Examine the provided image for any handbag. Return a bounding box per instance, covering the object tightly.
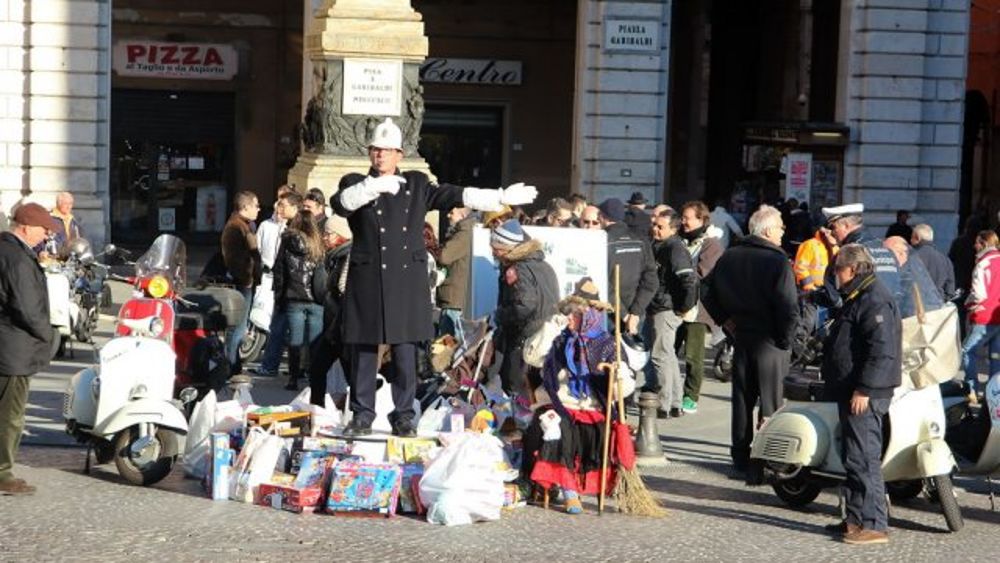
[522,313,568,368]
[901,285,961,390]
[310,261,329,305]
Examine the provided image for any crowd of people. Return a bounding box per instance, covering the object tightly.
[1,113,998,546]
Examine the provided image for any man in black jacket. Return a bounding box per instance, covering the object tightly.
[491,219,560,397]
[598,198,658,335]
[332,118,537,436]
[0,203,55,495]
[821,244,901,545]
[910,223,955,301]
[645,211,698,417]
[702,205,799,472]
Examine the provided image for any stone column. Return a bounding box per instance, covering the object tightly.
[837,0,970,248]
[0,0,111,248]
[287,0,434,198]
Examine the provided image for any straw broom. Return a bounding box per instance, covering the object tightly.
[603,265,667,517]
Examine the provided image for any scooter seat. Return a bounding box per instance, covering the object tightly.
[175,312,205,331]
[783,374,835,402]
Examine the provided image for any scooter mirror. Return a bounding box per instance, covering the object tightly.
[103,244,117,256]
[178,386,199,405]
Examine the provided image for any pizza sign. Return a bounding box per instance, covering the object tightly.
[113,41,238,80]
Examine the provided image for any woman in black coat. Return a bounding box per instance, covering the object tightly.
[272,210,325,391]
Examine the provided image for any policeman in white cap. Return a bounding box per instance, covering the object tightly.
[332,117,537,437]
[814,203,901,310]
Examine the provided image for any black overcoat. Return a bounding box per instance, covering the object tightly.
[0,232,52,375]
[332,168,464,344]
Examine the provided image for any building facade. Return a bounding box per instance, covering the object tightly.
[0,0,974,250]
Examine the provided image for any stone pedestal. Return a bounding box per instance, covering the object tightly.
[289,0,435,200]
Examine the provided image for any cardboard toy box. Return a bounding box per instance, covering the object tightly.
[209,433,233,501]
[326,462,403,517]
[385,437,437,464]
[257,483,325,514]
[247,411,311,437]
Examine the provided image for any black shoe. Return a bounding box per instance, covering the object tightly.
[391,420,416,437]
[343,420,372,437]
[284,379,298,391]
[656,408,670,419]
[669,407,684,418]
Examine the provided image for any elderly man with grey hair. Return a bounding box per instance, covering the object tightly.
[821,243,901,544]
[910,223,955,300]
[50,191,82,256]
[701,204,799,475]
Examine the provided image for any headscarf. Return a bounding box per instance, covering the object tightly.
[562,308,606,400]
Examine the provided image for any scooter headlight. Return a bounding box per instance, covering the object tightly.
[147,275,171,299]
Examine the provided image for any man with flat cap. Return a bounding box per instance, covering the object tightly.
[0,203,55,495]
[332,117,538,436]
[812,203,901,311]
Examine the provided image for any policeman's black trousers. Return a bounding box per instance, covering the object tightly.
[730,339,789,468]
[347,343,417,426]
[839,397,891,531]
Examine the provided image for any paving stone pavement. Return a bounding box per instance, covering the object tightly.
[6,300,1000,562]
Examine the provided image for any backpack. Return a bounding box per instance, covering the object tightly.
[188,335,231,392]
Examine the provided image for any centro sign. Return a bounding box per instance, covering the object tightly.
[420,58,522,86]
[113,41,238,80]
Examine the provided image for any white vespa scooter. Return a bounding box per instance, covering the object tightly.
[749,302,965,532]
[64,235,195,486]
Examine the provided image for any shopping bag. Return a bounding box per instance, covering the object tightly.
[230,426,285,503]
[419,433,506,526]
[290,388,344,433]
[522,314,568,368]
[902,301,961,389]
[416,397,450,437]
[183,390,217,478]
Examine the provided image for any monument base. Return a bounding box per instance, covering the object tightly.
[287,152,436,202]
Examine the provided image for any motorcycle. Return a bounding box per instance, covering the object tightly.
[942,372,1000,509]
[748,307,964,532]
[44,238,116,358]
[64,234,197,485]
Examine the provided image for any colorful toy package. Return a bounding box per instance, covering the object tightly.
[397,463,424,514]
[293,451,336,489]
[385,437,438,464]
[326,462,403,517]
[257,483,325,514]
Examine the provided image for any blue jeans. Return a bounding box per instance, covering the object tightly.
[224,288,253,368]
[961,323,1000,392]
[286,301,324,347]
[260,309,289,372]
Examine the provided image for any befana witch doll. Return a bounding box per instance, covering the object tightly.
[521,280,621,514]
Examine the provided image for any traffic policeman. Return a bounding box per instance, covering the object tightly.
[332,118,536,436]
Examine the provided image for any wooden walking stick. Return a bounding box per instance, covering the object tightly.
[597,265,621,515]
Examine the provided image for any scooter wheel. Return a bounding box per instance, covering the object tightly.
[772,475,822,507]
[239,326,267,364]
[113,426,177,486]
[932,474,964,532]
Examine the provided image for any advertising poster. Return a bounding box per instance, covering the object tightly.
[196,185,227,232]
[468,226,609,320]
[784,152,812,203]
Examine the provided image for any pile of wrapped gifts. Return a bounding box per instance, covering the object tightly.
[186,387,525,525]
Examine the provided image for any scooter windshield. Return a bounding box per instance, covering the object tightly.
[135,234,187,291]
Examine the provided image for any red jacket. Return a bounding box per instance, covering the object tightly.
[968,248,1000,325]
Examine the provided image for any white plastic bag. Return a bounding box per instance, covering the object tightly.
[229,427,284,503]
[183,391,217,478]
[419,433,506,525]
[290,388,343,433]
[417,397,450,437]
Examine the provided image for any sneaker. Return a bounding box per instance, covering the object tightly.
[656,408,670,420]
[669,407,684,418]
[682,396,698,413]
[250,366,277,378]
[842,528,889,545]
[0,478,35,496]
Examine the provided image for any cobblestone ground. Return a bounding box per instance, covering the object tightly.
[6,309,1000,561]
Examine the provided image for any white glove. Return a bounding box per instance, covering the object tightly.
[338,175,406,211]
[461,182,538,212]
[499,182,537,206]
